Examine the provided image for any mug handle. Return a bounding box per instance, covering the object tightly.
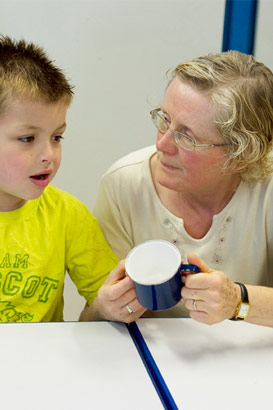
[178,263,200,287]
[179,263,200,274]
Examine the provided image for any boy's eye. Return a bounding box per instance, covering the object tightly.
[19,136,34,143]
[52,135,64,142]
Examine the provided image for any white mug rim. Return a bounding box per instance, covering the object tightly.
[125,239,181,286]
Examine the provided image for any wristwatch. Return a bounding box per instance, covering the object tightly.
[230,282,250,321]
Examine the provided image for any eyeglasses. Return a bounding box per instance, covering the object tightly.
[150,108,228,152]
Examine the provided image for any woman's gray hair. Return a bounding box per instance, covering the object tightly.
[168,50,273,182]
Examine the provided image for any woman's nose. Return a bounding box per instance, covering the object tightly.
[156,129,177,155]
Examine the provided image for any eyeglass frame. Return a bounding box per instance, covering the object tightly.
[150,108,228,152]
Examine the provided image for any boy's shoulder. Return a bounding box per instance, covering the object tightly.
[43,184,80,201]
[42,185,89,213]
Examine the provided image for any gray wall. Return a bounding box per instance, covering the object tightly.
[1,0,272,320]
[255,0,273,70]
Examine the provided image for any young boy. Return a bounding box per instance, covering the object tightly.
[0,35,126,322]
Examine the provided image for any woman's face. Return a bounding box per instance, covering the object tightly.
[152,77,231,196]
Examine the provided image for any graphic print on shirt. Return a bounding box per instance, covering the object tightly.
[211,216,232,268]
[0,300,34,322]
[0,252,59,322]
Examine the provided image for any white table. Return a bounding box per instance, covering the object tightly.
[0,321,163,410]
[137,318,273,410]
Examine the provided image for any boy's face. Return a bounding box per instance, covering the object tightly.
[0,97,68,211]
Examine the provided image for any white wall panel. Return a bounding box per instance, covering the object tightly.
[0,0,226,319]
[255,0,273,70]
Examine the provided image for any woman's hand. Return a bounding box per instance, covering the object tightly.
[79,260,146,323]
[181,253,240,325]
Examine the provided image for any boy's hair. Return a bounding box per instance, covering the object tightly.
[0,35,74,114]
[168,50,273,182]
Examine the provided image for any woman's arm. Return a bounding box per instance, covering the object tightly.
[93,177,134,259]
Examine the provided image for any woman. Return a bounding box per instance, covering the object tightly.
[93,50,273,326]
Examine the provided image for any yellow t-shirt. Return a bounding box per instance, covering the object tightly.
[0,185,119,322]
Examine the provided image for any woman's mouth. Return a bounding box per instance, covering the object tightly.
[160,160,180,171]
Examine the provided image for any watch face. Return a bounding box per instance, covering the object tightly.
[238,302,250,318]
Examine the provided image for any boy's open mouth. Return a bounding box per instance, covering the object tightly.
[30,170,52,187]
[31,174,48,180]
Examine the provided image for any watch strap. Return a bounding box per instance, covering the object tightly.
[235,282,249,303]
[230,282,249,321]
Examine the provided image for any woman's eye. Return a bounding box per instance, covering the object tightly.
[52,135,64,142]
[178,127,191,137]
[19,136,34,143]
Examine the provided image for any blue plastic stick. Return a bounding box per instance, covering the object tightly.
[127,321,179,410]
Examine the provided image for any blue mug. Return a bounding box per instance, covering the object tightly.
[125,240,200,311]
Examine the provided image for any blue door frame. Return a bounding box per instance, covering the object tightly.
[222,0,259,54]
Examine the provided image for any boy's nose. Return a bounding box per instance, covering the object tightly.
[39,142,54,163]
